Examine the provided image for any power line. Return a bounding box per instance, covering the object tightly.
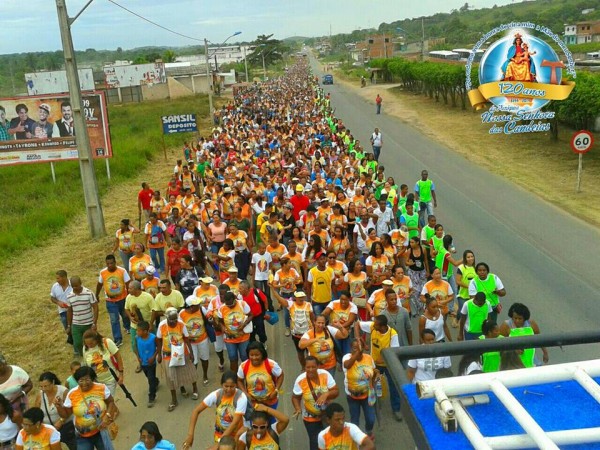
[106,0,203,43]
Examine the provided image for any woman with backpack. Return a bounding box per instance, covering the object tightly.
[183,371,248,449]
[237,342,284,412]
[81,329,124,397]
[299,315,349,378]
[238,403,289,449]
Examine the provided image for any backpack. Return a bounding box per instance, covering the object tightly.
[150,223,164,245]
[215,388,254,422]
[245,426,280,449]
[241,358,275,381]
[253,288,268,315]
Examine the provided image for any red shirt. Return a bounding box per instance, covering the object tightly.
[242,289,267,317]
[167,247,190,277]
[290,193,310,221]
[138,188,154,210]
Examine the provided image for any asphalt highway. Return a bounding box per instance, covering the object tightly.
[115,60,600,450]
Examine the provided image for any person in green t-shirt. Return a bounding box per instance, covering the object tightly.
[414,170,437,227]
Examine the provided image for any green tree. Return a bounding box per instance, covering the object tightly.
[162,50,177,63]
[248,34,288,67]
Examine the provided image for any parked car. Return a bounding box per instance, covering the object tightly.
[322,74,334,85]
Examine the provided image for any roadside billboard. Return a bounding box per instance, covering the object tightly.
[103,62,166,88]
[0,92,112,166]
[161,114,198,134]
[25,69,95,95]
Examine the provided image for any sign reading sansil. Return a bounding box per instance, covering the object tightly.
[161,114,198,134]
[0,91,112,166]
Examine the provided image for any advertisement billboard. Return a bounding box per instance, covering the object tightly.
[25,69,95,95]
[103,62,166,88]
[161,114,198,134]
[0,92,112,166]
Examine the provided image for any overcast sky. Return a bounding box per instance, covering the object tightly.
[1,0,514,54]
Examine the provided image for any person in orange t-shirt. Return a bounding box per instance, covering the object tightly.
[96,254,131,346]
[237,342,284,409]
[318,403,374,450]
[217,292,253,372]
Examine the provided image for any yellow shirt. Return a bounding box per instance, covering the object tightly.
[343,353,375,399]
[308,266,334,304]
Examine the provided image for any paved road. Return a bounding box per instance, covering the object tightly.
[114,61,600,450]
[312,59,600,364]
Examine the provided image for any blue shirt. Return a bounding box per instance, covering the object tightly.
[135,333,157,366]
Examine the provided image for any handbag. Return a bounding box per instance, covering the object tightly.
[168,332,186,367]
[353,296,367,308]
[264,312,279,325]
[306,375,327,424]
[242,321,254,334]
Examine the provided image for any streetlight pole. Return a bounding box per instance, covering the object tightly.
[204,38,213,117]
[204,32,241,114]
[243,46,249,82]
[55,0,106,238]
[261,52,267,81]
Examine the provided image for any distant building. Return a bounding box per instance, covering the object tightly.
[576,20,600,44]
[358,35,394,59]
[582,8,595,15]
[564,24,577,45]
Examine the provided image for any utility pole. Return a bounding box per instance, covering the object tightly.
[421,17,426,61]
[55,0,105,238]
[204,38,213,115]
[243,46,249,82]
[262,52,267,81]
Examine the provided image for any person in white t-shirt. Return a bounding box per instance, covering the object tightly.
[407,328,451,384]
[318,402,374,450]
[250,242,272,299]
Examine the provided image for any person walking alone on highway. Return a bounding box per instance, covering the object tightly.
[375,94,382,114]
[370,128,383,162]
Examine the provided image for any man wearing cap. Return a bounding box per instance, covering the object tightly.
[180,296,210,384]
[223,266,241,295]
[31,103,54,139]
[366,280,395,319]
[96,254,131,347]
[125,280,154,369]
[290,184,310,222]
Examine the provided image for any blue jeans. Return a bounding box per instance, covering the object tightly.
[118,250,133,271]
[335,337,351,358]
[418,201,434,227]
[225,340,249,362]
[312,302,329,317]
[105,300,130,344]
[77,431,112,450]
[59,311,68,329]
[373,145,381,161]
[465,331,482,341]
[377,366,401,412]
[347,395,376,433]
[149,247,165,273]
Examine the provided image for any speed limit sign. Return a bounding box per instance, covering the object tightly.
[571,130,594,154]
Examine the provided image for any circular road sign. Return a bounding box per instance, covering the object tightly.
[571,130,594,154]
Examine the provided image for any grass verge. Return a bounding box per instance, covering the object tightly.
[0,95,210,266]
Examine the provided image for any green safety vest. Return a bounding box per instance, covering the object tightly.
[479,335,503,373]
[401,212,419,239]
[417,179,433,203]
[431,235,444,253]
[435,247,453,279]
[473,274,499,307]
[465,300,489,334]
[457,264,476,299]
[509,326,535,368]
[422,226,435,249]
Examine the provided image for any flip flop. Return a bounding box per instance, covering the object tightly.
[181,391,189,398]
[203,379,210,386]
[192,393,199,400]
[135,366,142,373]
[168,403,178,412]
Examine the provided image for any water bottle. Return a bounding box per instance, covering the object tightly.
[375,377,383,398]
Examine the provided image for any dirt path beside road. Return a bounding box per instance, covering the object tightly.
[337,74,600,228]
